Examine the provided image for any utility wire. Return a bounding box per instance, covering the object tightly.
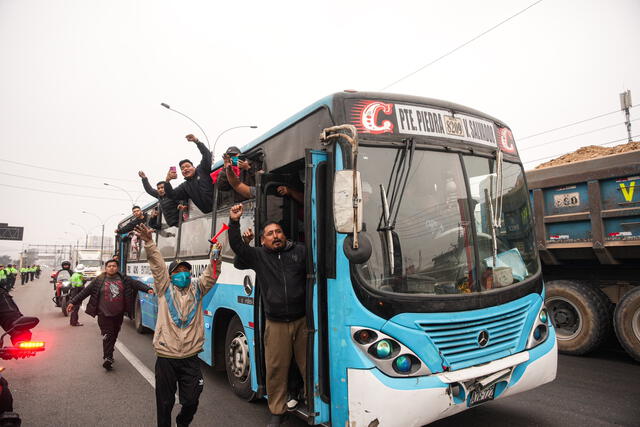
[0,172,140,192]
[0,183,133,202]
[519,118,640,151]
[0,158,139,183]
[523,134,639,165]
[519,105,638,141]
[380,0,543,90]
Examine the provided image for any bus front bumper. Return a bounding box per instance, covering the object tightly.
[347,335,557,426]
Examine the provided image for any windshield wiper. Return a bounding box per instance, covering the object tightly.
[488,149,504,266]
[377,138,416,273]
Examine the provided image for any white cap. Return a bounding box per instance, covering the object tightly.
[75,264,85,273]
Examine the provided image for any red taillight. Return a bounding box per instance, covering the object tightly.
[17,341,45,350]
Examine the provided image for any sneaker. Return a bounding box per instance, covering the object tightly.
[102,358,113,370]
[266,413,287,427]
[286,397,299,411]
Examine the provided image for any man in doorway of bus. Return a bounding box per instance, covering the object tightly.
[115,205,149,235]
[66,259,153,370]
[164,134,214,214]
[68,264,86,327]
[138,171,180,227]
[227,204,307,427]
[133,223,221,427]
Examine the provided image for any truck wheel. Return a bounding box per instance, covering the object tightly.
[546,280,611,355]
[224,315,253,400]
[614,287,640,362]
[134,299,150,334]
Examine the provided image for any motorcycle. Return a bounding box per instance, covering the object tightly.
[0,316,45,426]
[51,271,72,315]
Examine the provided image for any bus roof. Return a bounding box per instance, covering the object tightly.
[212,90,513,170]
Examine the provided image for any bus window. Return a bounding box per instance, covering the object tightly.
[178,215,213,258]
[156,216,178,259]
[215,199,256,261]
[128,234,142,262]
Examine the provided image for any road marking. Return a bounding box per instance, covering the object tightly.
[115,340,156,387]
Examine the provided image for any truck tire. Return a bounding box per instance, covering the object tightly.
[546,280,611,355]
[224,315,253,400]
[614,286,640,362]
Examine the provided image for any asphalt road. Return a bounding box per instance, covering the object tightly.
[5,272,640,426]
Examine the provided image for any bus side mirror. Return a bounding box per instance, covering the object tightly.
[333,170,363,234]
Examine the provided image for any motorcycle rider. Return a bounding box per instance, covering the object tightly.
[69,265,86,327]
[0,286,35,418]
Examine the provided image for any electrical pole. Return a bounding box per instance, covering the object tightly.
[620,90,633,143]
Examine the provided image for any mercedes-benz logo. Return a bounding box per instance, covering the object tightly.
[243,275,253,296]
[477,330,490,347]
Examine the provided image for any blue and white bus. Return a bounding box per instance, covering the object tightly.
[117,91,557,426]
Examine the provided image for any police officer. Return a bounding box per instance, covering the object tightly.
[19,266,26,285]
[69,265,86,327]
[28,265,35,282]
[0,266,7,291]
[7,265,17,290]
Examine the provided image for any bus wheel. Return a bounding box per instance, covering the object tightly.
[614,287,640,362]
[135,299,150,334]
[225,315,252,400]
[546,280,611,355]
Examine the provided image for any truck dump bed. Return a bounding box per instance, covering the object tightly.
[526,150,640,268]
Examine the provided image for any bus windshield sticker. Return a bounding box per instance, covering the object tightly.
[349,99,501,148]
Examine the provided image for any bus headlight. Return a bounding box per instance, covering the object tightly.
[526,305,550,349]
[351,327,431,377]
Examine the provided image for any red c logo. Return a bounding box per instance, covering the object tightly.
[351,101,394,134]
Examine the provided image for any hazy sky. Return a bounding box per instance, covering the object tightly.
[1,0,638,257]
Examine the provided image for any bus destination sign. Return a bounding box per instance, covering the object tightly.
[348,99,516,154]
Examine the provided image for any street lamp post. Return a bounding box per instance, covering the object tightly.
[160,102,211,148]
[212,125,258,159]
[103,182,134,206]
[82,211,124,264]
[70,222,89,248]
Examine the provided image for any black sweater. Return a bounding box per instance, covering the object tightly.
[69,273,151,319]
[228,219,306,321]
[141,177,180,227]
[164,141,214,214]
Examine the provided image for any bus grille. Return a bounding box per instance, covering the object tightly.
[417,302,531,370]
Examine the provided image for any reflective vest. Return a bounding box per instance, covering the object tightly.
[70,272,84,287]
[0,270,6,280]
[9,268,17,275]
[20,268,26,274]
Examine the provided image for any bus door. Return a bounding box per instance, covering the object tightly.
[255,171,293,399]
[304,149,331,424]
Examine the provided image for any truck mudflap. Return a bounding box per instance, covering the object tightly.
[347,336,557,427]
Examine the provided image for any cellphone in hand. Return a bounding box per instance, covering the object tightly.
[170,166,176,172]
[231,157,239,166]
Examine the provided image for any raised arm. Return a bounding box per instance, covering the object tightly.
[228,204,259,264]
[163,180,189,202]
[139,172,159,198]
[198,257,222,296]
[135,224,170,294]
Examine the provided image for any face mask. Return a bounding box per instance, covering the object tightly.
[170,271,191,289]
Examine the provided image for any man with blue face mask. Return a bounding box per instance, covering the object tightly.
[134,223,221,427]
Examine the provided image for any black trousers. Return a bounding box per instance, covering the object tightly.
[20,273,25,284]
[97,313,124,360]
[69,287,83,325]
[155,355,204,427]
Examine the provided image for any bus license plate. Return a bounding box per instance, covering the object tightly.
[468,384,496,407]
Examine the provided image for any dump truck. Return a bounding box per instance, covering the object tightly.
[526,149,640,361]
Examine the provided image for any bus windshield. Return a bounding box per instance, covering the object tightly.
[354,145,538,296]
